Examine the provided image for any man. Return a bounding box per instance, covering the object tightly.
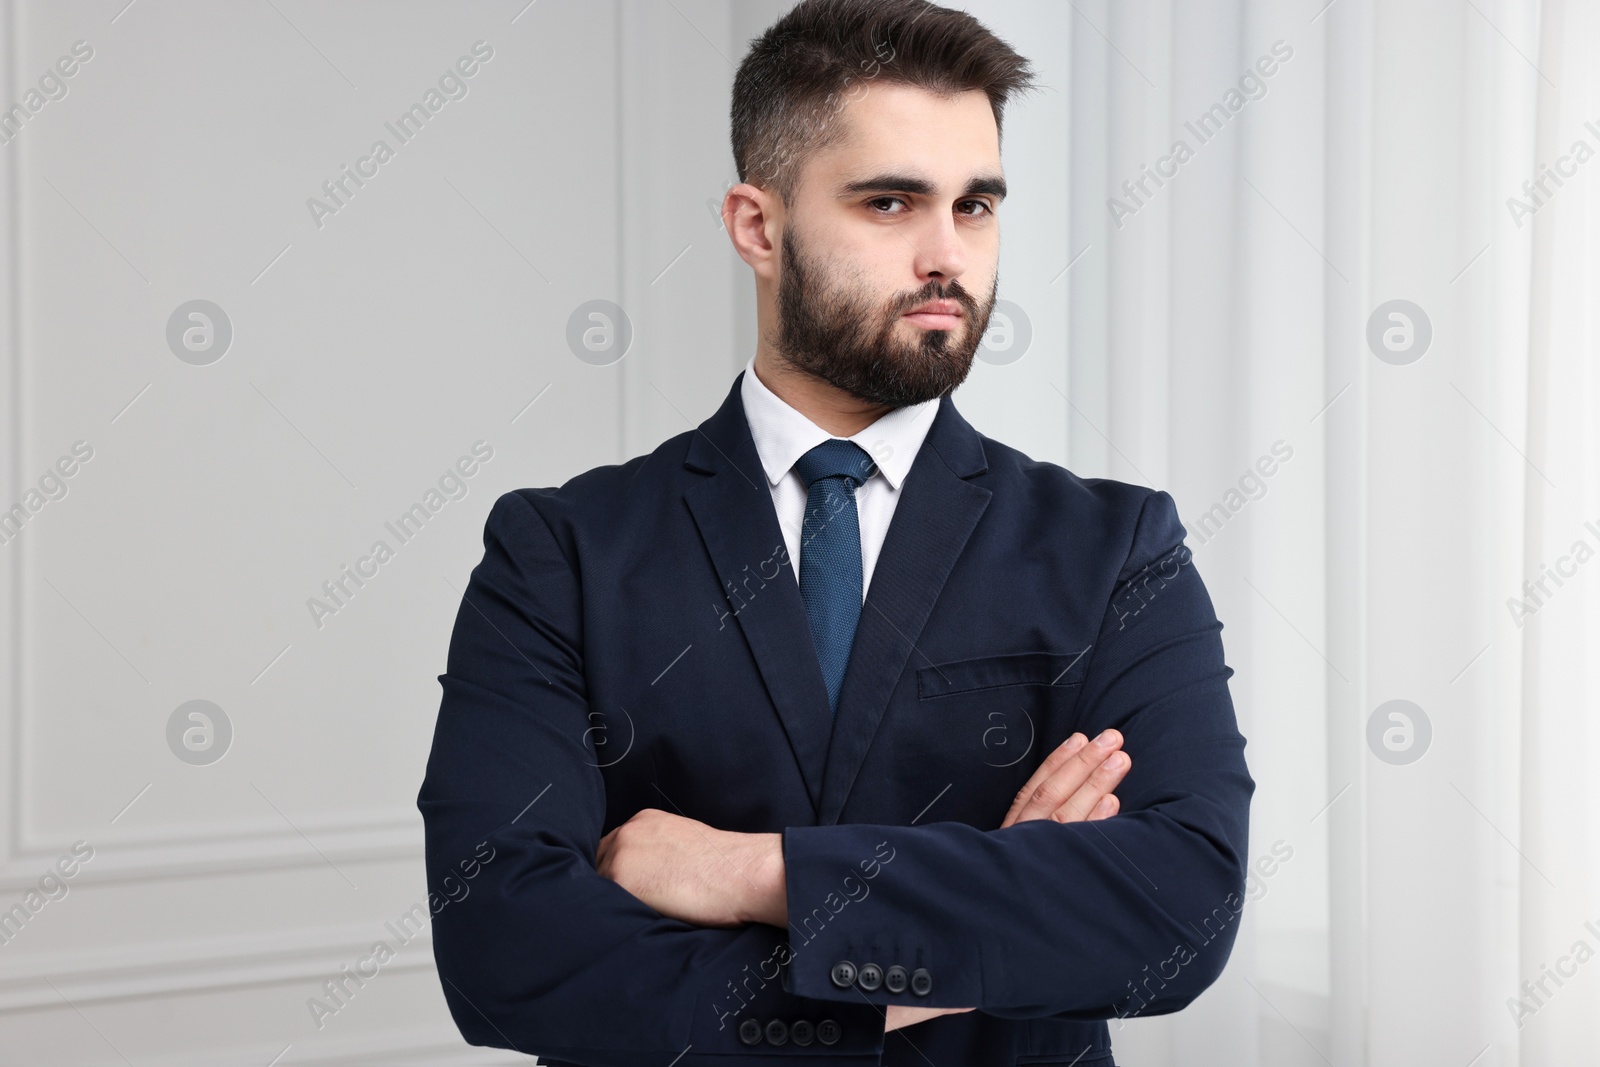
[417,1,1254,1064]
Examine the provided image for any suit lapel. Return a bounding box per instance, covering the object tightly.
[682,373,992,826]
[684,374,833,815]
[816,394,991,824]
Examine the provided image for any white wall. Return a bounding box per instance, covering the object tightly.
[0,0,631,1060]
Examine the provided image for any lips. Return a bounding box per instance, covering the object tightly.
[904,300,962,317]
[902,299,964,329]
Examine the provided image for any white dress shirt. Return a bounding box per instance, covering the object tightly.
[740,355,940,600]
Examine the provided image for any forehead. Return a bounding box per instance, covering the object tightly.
[810,82,1001,188]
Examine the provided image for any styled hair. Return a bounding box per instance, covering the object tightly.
[730,0,1040,206]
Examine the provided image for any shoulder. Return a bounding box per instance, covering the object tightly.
[968,431,1187,581]
[478,426,700,543]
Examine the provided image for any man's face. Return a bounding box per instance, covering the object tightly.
[772,83,1003,408]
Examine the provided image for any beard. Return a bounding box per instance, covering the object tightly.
[771,222,996,408]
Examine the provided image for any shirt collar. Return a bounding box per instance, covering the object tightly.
[740,355,939,491]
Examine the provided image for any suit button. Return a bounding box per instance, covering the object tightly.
[884,964,908,993]
[738,1017,763,1045]
[764,1019,788,1045]
[830,960,857,988]
[857,962,883,991]
[791,1019,815,1046]
[910,967,933,996]
[817,1018,841,1045]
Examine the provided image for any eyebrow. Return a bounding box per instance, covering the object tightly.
[836,172,1007,202]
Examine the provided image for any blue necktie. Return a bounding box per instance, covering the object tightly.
[794,439,876,719]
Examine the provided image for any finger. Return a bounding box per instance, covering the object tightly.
[1086,793,1119,820]
[1009,729,1123,826]
[1001,733,1088,828]
[885,1004,973,1033]
[885,1005,927,1033]
[1006,734,1102,827]
[1051,750,1130,823]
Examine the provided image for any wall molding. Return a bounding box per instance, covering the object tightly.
[12,807,421,859]
[0,0,24,896]
[0,819,421,890]
[0,919,437,1011]
[82,1027,536,1067]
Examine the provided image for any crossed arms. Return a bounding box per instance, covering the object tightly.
[417,488,1255,1063]
[594,727,1136,1032]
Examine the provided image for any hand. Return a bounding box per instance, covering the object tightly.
[885,1003,975,1032]
[883,732,1131,1031]
[999,729,1130,828]
[595,808,782,928]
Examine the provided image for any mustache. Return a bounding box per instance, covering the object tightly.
[897,285,978,314]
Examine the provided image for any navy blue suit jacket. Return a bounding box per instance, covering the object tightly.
[418,372,1254,1066]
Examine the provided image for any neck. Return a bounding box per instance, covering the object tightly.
[751,349,895,437]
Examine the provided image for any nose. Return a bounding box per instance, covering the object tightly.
[907,211,969,283]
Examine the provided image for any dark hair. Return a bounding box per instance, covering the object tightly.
[731,0,1039,206]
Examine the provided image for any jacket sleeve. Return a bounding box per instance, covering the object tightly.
[780,489,1255,1021]
[418,490,889,1065]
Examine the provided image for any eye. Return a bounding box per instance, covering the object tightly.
[866,197,996,218]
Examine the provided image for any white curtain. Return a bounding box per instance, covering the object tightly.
[970,0,1600,1062]
[1516,0,1600,1060]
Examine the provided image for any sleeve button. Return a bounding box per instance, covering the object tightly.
[830,959,857,988]
[790,1019,815,1045]
[910,967,933,996]
[856,962,883,990]
[738,1017,763,1045]
[817,1018,842,1045]
[884,964,908,993]
[764,1019,789,1045]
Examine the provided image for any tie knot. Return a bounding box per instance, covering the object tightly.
[794,439,876,489]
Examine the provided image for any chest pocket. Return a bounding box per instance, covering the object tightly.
[917,648,1091,699]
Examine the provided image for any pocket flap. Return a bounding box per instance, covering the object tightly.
[917,648,1090,699]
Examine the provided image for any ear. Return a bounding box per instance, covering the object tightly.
[724,183,782,277]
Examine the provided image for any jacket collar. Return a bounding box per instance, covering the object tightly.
[739,355,938,492]
[684,371,991,824]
